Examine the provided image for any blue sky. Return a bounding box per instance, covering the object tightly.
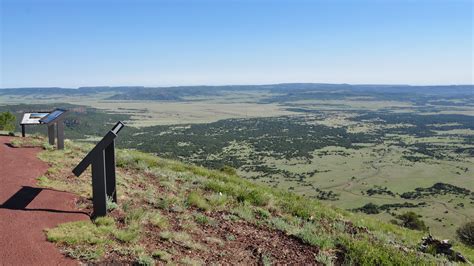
[1,0,472,88]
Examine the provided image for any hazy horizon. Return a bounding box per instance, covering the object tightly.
[1,82,474,90]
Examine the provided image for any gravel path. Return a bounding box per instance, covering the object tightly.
[0,136,88,265]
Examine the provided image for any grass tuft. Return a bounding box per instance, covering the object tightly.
[187,191,210,211]
[297,222,335,250]
[114,226,141,243]
[46,220,112,245]
[152,250,172,262]
[148,211,169,228]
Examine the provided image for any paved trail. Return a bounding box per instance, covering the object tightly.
[0,136,88,265]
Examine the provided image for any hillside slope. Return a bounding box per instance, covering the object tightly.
[12,136,473,265]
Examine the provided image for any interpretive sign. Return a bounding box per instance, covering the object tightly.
[20,108,68,150]
[39,108,67,124]
[20,112,49,125]
[72,121,125,217]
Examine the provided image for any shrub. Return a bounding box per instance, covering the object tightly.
[220,165,237,175]
[456,221,474,247]
[393,212,427,231]
[355,203,380,214]
[0,112,16,133]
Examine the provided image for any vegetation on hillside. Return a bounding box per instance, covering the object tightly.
[457,221,474,248]
[0,111,16,133]
[0,103,131,139]
[2,99,473,241]
[391,212,428,231]
[10,137,473,265]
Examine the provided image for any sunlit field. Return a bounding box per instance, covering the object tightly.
[1,84,473,239]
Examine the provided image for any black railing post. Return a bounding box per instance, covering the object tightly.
[73,121,124,218]
[105,140,117,203]
[91,150,107,217]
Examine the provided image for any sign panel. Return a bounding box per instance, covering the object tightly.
[20,108,68,149]
[20,112,50,125]
[40,109,67,124]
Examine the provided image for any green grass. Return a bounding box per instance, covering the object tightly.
[114,227,141,243]
[10,135,47,148]
[187,190,211,211]
[136,254,154,266]
[35,140,473,265]
[231,204,255,222]
[193,213,211,225]
[5,96,473,243]
[336,235,437,265]
[261,140,474,240]
[152,249,172,262]
[148,211,169,228]
[46,220,111,245]
[297,222,335,249]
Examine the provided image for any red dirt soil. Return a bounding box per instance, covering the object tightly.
[0,136,87,265]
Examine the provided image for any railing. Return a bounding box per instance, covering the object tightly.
[73,121,124,217]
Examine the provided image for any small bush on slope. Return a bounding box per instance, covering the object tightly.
[393,211,428,231]
[457,221,474,247]
[0,111,16,133]
[36,142,473,265]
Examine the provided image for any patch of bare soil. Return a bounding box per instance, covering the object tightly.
[42,153,323,264]
[139,209,321,265]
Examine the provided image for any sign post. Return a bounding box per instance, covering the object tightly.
[48,124,55,145]
[39,108,68,150]
[72,121,124,217]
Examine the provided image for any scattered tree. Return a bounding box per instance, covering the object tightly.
[0,112,16,133]
[357,203,380,214]
[392,211,427,231]
[456,221,474,247]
